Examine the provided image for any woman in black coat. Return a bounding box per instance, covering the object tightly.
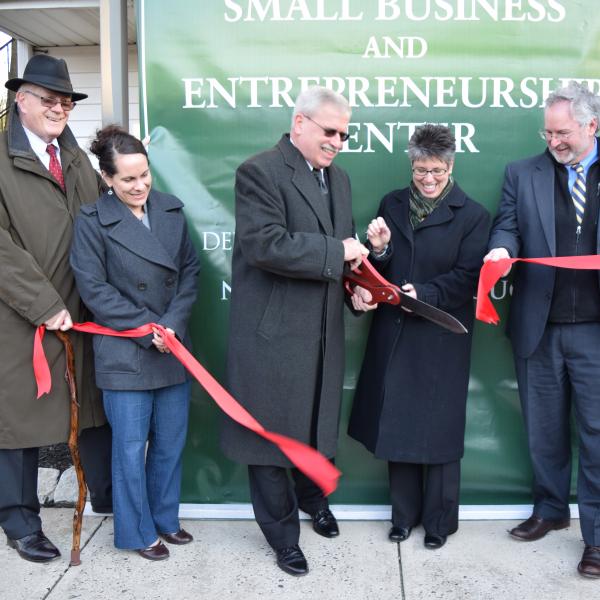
[348,124,490,549]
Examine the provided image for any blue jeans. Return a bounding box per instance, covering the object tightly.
[103,382,190,549]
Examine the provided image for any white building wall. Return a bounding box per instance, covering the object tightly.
[44,45,139,164]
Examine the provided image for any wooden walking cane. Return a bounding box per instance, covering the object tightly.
[55,330,87,566]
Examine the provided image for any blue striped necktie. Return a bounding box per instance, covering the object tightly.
[571,163,586,224]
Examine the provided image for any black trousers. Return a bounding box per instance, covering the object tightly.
[388,460,460,537]
[248,463,331,551]
[0,424,112,539]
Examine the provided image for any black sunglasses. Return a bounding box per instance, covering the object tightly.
[304,114,350,142]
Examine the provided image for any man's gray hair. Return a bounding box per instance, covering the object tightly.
[408,124,456,165]
[545,81,600,130]
[16,83,38,96]
[291,86,351,128]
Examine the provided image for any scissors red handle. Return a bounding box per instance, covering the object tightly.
[344,258,468,334]
[343,258,401,305]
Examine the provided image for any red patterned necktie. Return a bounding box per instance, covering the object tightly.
[46,144,65,192]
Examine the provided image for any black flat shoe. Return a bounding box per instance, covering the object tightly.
[311,508,339,538]
[276,545,308,576]
[160,529,193,545]
[424,533,446,549]
[389,526,412,542]
[136,540,170,561]
[6,531,61,563]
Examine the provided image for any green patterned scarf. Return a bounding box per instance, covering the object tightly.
[408,177,454,229]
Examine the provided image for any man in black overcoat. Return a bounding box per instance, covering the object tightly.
[221,86,372,576]
[486,81,600,578]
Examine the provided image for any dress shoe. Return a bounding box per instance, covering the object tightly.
[578,546,600,578]
[424,533,447,549]
[160,529,193,545]
[90,504,113,515]
[311,508,339,538]
[276,545,308,576]
[509,515,570,541]
[389,526,412,542]
[6,531,61,563]
[136,540,170,561]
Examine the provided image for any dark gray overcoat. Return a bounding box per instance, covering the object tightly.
[220,134,353,466]
[70,190,200,390]
[0,106,106,449]
[348,184,490,464]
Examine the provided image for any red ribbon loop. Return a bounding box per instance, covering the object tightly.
[476,255,600,324]
[33,321,340,496]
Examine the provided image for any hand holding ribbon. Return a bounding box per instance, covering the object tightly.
[476,255,600,324]
[33,322,341,496]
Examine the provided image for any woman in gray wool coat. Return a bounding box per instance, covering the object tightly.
[70,126,200,561]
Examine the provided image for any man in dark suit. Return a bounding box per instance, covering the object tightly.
[0,55,112,563]
[221,86,372,576]
[485,81,600,578]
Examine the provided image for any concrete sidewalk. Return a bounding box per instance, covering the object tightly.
[1,508,596,600]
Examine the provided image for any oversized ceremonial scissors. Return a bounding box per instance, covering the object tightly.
[344,258,468,334]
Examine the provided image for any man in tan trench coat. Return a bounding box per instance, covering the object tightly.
[0,55,112,563]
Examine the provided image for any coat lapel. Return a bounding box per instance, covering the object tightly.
[148,192,185,262]
[279,136,334,235]
[416,202,454,230]
[327,165,346,237]
[60,142,81,202]
[415,184,465,230]
[12,153,59,192]
[98,191,178,270]
[532,155,556,255]
[386,191,413,245]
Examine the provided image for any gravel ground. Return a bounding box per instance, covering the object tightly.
[38,443,73,473]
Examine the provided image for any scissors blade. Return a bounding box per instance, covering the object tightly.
[399,293,468,334]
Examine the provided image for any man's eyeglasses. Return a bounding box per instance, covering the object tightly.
[539,129,574,142]
[22,89,76,112]
[412,167,448,178]
[304,114,350,142]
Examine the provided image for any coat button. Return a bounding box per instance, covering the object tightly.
[165,277,176,288]
[326,268,332,276]
[138,282,147,291]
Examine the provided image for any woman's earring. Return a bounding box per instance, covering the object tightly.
[107,188,113,195]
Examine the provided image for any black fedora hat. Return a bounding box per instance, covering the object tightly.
[5,54,88,101]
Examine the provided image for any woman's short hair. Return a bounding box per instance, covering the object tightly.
[292,86,351,128]
[90,125,147,176]
[407,124,456,165]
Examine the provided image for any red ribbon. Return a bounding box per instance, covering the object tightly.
[476,255,600,324]
[33,322,340,496]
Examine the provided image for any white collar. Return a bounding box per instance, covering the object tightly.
[289,135,321,173]
[22,126,58,156]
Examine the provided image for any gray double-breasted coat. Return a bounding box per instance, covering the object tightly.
[0,106,106,449]
[70,189,200,391]
[220,135,354,466]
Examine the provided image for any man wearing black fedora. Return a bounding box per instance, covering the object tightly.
[0,54,112,563]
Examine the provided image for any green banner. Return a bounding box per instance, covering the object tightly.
[137,0,599,504]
